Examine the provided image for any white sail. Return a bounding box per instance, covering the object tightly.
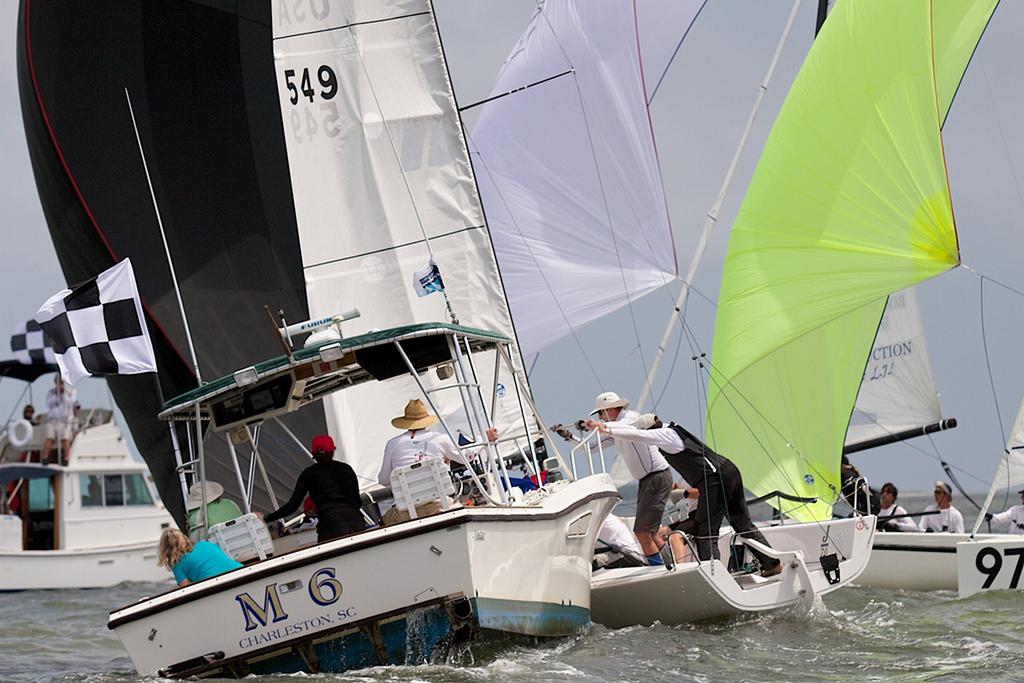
[845,288,944,449]
[974,399,1024,534]
[471,1,703,358]
[272,1,530,486]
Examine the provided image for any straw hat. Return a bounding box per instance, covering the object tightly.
[590,391,629,416]
[392,399,438,430]
[185,481,224,511]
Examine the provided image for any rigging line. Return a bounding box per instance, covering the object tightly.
[655,320,686,407]
[342,16,459,324]
[457,69,573,112]
[978,276,1008,444]
[680,315,836,498]
[960,263,1024,300]
[637,0,803,414]
[694,336,847,556]
[466,142,603,389]
[536,6,653,390]
[978,52,1024,224]
[646,1,709,105]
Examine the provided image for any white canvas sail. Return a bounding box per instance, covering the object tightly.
[974,399,1024,534]
[272,1,530,487]
[845,288,944,449]
[471,1,703,358]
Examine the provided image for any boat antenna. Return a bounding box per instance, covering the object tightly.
[124,87,203,386]
[636,0,803,412]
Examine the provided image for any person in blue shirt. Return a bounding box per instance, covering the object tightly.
[157,528,242,587]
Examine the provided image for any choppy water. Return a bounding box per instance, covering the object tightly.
[4,493,1022,683]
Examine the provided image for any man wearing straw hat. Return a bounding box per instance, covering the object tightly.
[585,391,674,566]
[379,399,497,525]
[185,481,243,538]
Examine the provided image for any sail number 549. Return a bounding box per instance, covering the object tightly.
[284,66,337,105]
[975,546,1024,589]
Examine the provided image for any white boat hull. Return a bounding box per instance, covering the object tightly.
[591,516,874,627]
[957,536,1024,597]
[108,475,618,677]
[0,541,170,591]
[857,532,1017,592]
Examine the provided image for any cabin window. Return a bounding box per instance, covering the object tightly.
[124,474,153,506]
[80,474,153,507]
[80,475,103,507]
[27,477,54,511]
[104,474,124,506]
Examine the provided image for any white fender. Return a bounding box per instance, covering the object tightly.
[9,419,33,448]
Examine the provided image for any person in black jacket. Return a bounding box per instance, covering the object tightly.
[596,415,782,577]
[263,434,365,543]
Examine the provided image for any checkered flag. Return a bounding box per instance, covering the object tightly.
[34,259,157,385]
[11,319,57,365]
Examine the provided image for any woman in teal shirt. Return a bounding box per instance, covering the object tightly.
[157,528,242,586]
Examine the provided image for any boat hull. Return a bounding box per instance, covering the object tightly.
[957,536,1024,597]
[108,475,618,677]
[591,516,874,627]
[857,532,1017,592]
[0,542,169,591]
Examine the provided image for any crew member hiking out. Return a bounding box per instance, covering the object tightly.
[595,414,782,577]
[585,392,673,566]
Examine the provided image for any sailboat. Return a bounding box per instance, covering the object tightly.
[99,1,621,677]
[471,0,873,626]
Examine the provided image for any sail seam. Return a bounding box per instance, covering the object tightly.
[303,224,485,270]
[274,11,430,41]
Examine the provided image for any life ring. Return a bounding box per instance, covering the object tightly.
[9,419,33,448]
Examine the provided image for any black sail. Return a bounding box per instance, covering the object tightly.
[17,0,326,526]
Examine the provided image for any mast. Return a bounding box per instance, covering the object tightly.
[636,0,802,413]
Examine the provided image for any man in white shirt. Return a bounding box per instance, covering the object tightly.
[989,489,1024,535]
[877,482,918,532]
[593,413,782,577]
[42,375,76,464]
[585,392,674,566]
[378,399,496,525]
[919,480,965,533]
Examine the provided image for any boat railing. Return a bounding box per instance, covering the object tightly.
[851,475,870,518]
[569,426,607,480]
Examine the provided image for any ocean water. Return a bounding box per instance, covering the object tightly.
[3,493,1022,683]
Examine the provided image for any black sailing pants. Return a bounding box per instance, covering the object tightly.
[667,456,780,569]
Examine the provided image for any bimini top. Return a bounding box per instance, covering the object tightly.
[159,323,510,431]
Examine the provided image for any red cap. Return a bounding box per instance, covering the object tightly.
[311,434,335,455]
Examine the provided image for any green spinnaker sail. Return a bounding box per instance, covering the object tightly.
[706,0,997,522]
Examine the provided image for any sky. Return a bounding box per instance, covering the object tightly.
[2,1,1024,500]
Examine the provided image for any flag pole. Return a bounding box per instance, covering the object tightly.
[125,87,209,537]
[124,87,203,385]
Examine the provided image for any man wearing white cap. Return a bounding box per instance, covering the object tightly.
[379,399,497,525]
[591,412,783,577]
[585,391,673,565]
[989,489,1024,535]
[919,481,965,533]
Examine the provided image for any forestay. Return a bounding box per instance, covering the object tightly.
[471,0,704,358]
[845,288,943,450]
[272,1,529,487]
[706,1,996,522]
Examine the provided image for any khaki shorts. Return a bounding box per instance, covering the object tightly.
[634,468,673,535]
[382,498,451,525]
[45,421,73,442]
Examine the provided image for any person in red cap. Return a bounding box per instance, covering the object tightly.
[263,434,364,543]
